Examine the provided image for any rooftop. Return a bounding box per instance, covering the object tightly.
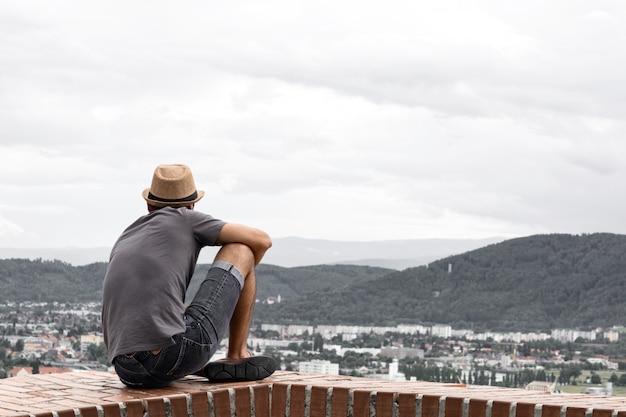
[1,370,626,417]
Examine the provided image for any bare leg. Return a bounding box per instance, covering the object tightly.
[202,243,276,381]
[212,243,256,359]
[227,267,256,359]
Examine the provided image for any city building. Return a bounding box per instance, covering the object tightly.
[298,360,339,375]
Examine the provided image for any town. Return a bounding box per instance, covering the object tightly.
[1,301,625,396]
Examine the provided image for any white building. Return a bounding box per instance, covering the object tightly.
[396,324,429,335]
[299,360,339,375]
[551,329,597,343]
[380,346,424,359]
[604,330,620,342]
[387,359,406,381]
[80,333,103,354]
[260,324,284,334]
[431,325,452,338]
[287,325,315,336]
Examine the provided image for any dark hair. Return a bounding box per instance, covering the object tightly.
[147,203,194,212]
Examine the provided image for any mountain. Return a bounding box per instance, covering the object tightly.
[0,258,392,305]
[0,236,504,269]
[2,233,625,332]
[261,237,505,269]
[0,247,112,267]
[255,233,626,332]
[188,263,394,303]
[0,259,107,303]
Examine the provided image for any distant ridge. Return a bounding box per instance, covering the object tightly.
[0,236,505,269]
[262,236,506,269]
[0,247,111,266]
[256,233,626,331]
[3,233,626,331]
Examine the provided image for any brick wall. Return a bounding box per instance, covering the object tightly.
[1,371,626,417]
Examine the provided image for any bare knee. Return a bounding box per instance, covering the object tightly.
[214,243,255,276]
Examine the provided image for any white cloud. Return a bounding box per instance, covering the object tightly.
[0,214,23,238]
[0,0,625,250]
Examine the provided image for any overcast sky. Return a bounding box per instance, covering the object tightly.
[1,1,624,250]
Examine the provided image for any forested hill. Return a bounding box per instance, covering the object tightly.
[0,257,392,305]
[2,233,626,332]
[0,260,107,303]
[255,233,626,331]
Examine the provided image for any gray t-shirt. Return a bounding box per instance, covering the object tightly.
[102,207,226,360]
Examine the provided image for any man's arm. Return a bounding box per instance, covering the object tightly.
[216,223,272,265]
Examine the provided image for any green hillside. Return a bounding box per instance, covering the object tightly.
[0,258,391,305]
[186,263,393,302]
[0,259,107,303]
[2,233,626,332]
[256,233,626,331]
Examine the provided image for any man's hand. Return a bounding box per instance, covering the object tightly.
[216,223,272,265]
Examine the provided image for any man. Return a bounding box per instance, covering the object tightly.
[102,164,275,388]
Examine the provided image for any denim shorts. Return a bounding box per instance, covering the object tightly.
[113,261,243,388]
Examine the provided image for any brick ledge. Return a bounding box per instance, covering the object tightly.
[1,370,626,417]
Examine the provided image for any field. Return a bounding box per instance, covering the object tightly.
[556,370,626,396]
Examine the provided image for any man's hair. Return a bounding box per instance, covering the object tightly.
[147,204,193,212]
[147,204,164,212]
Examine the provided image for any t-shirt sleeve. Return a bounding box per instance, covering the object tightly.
[186,210,227,246]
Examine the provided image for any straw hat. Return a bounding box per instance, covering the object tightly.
[142,164,205,207]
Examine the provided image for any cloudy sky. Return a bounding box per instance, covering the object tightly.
[1,1,624,251]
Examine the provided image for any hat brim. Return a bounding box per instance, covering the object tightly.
[142,188,205,207]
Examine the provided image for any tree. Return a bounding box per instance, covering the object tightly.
[14,339,24,352]
[32,359,40,374]
[86,343,108,364]
[314,334,324,353]
[559,364,582,385]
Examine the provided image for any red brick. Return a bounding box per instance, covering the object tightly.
[491,400,513,417]
[100,403,122,417]
[124,399,145,417]
[270,383,288,417]
[235,387,252,417]
[31,413,54,417]
[167,395,189,417]
[565,407,588,417]
[353,390,371,417]
[4,370,626,417]
[592,410,615,417]
[422,394,441,417]
[50,399,99,410]
[190,391,210,417]
[445,396,464,417]
[516,402,536,417]
[541,404,562,417]
[397,393,417,417]
[145,398,167,417]
[253,384,270,417]
[212,389,231,417]
[375,391,396,417]
[330,386,350,417]
[83,407,102,417]
[289,384,307,417]
[310,386,329,417]
[468,398,488,417]
[56,409,76,417]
